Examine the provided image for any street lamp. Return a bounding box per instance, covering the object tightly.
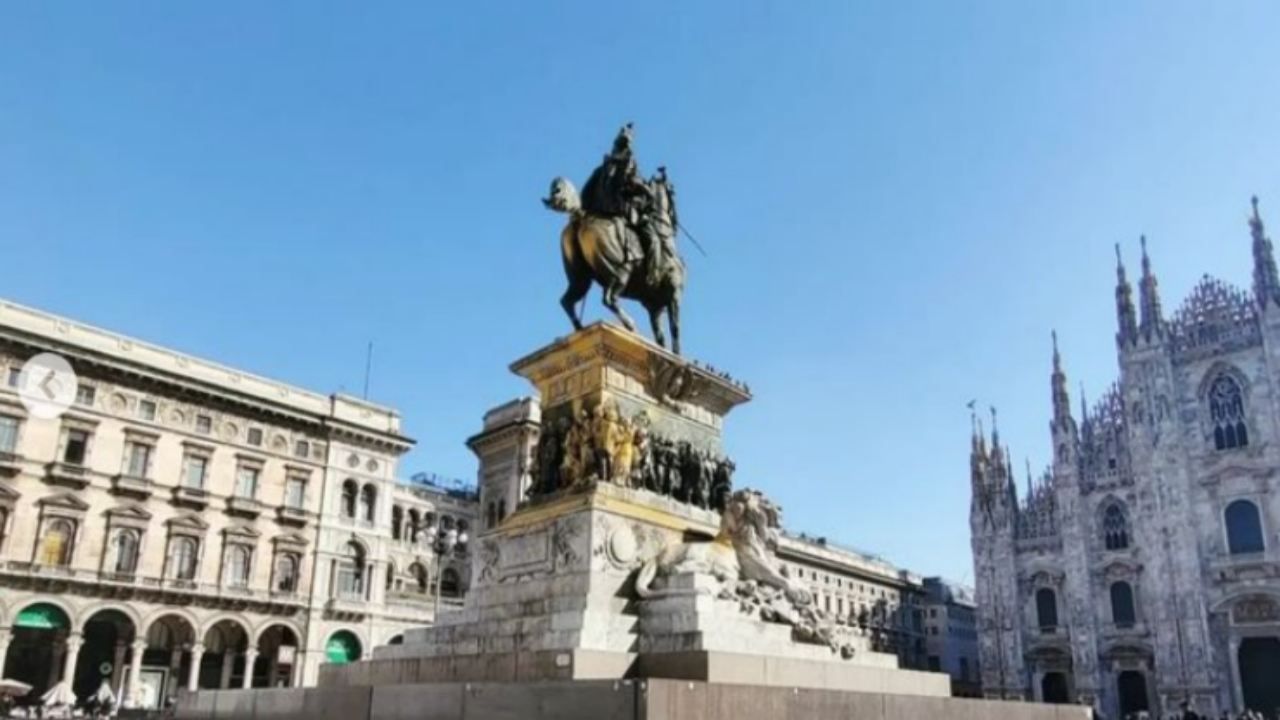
[421,521,468,619]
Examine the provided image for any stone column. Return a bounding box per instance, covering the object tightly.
[186,643,205,691]
[0,628,11,671]
[219,651,234,689]
[61,633,84,684]
[241,649,258,689]
[1228,636,1243,712]
[290,651,305,687]
[124,639,147,709]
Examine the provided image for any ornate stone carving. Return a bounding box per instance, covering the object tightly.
[1231,594,1280,624]
[552,516,585,571]
[633,488,855,657]
[648,354,704,406]
[528,399,735,509]
[477,539,500,583]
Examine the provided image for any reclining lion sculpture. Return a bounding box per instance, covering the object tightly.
[634,488,806,601]
[634,488,854,657]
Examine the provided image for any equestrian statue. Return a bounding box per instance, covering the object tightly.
[543,123,686,354]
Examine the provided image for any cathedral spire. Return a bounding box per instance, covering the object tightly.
[970,406,987,459]
[1251,196,1280,309]
[1005,444,1017,505]
[1115,244,1138,345]
[1050,331,1074,435]
[989,406,1000,454]
[1138,236,1164,339]
[1079,383,1091,437]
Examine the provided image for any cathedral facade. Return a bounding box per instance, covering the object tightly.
[971,199,1280,719]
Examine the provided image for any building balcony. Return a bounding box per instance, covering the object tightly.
[0,561,306,611]
[226,496,265,519]
[275,505,309,527]
[45,462,90,490]
[326,593,370,618]
[386,590,434,606]
[171,485,211,509]
[1025,626,1071,650]
[1210,551,1280,583]
[111,474,154,499]
[1100,622,1149,640]
[0,451,22,476]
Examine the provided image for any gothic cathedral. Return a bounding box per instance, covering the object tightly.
[971,198,1280,719]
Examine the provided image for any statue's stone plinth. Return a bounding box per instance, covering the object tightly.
[515,322,749,506]
[377,482,720,681]
[353,326,930,693]
[370,324,759,682]
[510,321,751,452]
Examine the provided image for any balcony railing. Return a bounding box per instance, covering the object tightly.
[326,592,370,617]
[171,485,211,509]
[226,496,265,518]
[0,451,22,476]
[386,590,434,605]
[46,462,90,489]
[111,474,154,499]
[275,505,309,526]
[0,560,306,608]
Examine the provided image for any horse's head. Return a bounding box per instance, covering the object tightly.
[542,177,581,214]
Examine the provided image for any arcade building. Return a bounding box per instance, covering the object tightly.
[0,299,474,710]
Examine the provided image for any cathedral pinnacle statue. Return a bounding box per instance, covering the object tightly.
[543,123,686,354]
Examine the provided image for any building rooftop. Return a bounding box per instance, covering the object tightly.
[0,297,406,438]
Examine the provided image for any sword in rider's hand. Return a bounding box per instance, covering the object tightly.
[677,222,708,258]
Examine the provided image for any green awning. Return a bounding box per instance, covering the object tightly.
[14,604,69,630]
[324,632,360,664]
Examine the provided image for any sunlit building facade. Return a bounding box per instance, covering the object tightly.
[0,299,474,710]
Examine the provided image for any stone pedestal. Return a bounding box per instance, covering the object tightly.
[375,323,758,680]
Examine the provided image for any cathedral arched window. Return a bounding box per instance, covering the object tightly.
[340,480,358,519]
[1225,499,1265,555]
[391,505,404,541]
[1102,503,1130,551]
[359,484,377,523]
[1208,374,1249,451]
[1109,581,1136,628]
[1035,588,1058,632]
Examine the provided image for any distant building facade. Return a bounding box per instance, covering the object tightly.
[971,199,1280,719]
[0,300,475,710]
[921,577,981,697]
[777,534,928,670]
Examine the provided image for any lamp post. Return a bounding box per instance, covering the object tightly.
[422,522,468,619]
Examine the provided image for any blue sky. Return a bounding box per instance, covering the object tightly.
[2,2,1279,582]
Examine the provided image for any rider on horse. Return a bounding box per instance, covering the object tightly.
[581,124,680,286]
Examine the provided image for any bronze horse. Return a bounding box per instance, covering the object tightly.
[543,177,684,354]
